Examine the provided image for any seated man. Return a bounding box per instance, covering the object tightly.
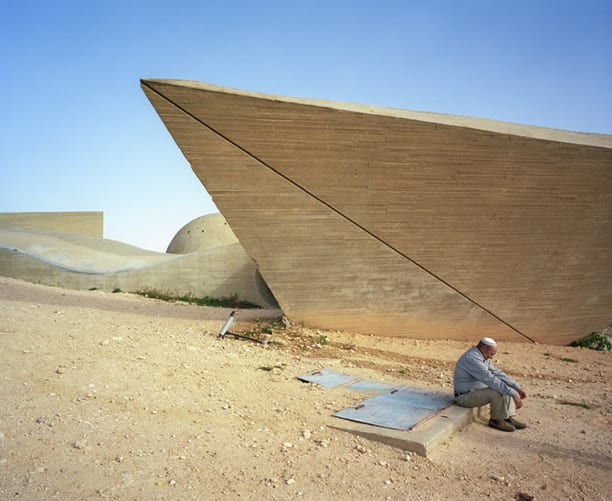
[453,337,527,432]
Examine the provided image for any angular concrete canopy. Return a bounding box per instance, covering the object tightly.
[141,79,612,345]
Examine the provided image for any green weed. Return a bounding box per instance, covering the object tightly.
[559,400,594,409]
[258,364,283,372]
[135,289,260,309]
[570,330,611,352]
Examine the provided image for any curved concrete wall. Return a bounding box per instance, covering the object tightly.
[0,225,278,308]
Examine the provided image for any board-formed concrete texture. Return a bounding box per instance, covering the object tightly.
[141,79,612,345]
[0,211,103,238]
[0,214,278,308]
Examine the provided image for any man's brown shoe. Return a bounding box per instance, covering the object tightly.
[489,419,515,432]
[505,417,527,429]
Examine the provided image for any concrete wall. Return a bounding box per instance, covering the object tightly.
[142,79,612,345]
[0,213,278,309]
[0,241,276,308]
[0,213,278,308]
[0,211,103,237]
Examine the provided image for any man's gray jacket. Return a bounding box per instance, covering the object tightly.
[453,346,521,397]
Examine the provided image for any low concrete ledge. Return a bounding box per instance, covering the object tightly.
[329,404,476,457]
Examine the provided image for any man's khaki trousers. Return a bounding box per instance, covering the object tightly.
[455,388,515,420]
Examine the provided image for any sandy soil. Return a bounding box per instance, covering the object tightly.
[0,277,610,500]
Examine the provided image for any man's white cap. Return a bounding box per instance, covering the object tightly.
[480,337,497,347]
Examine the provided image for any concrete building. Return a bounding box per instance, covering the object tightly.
[142,79,612,345]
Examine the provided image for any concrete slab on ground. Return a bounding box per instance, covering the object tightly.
[330,404,475,457]
[334,386,455,431]
[297,368,476,457]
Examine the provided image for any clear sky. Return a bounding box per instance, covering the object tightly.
[2,0,611,252]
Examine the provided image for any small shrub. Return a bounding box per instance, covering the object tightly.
[559,400,594,409]
[570,330,611,352]
[560,357,577,363]
[258,364,283,372]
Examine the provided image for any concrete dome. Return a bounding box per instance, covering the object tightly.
[167,213,238,254]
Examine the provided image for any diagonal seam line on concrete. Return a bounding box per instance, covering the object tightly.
[141,80,535,343]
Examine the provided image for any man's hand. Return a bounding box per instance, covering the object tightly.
[513,393,523,409]
[517,389,527,399]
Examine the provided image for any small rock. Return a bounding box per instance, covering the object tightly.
[286,478,296,485]
[73,439,87,450]
[515,493,534,501]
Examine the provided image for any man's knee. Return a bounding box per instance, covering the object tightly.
[489,391,506,404]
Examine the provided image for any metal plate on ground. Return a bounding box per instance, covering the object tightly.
[297,368,358,388]
[334,387,455,431]
[345,380,396,392]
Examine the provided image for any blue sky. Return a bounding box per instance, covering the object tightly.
[1,0,611,252]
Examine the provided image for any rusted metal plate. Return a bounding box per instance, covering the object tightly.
[334,387,455,430]
[297,368,358,388]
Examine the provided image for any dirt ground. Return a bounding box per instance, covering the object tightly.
[0,277,610,500]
